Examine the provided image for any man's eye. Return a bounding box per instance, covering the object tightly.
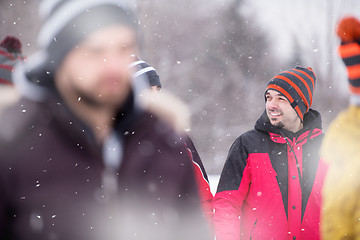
[279,97,286,101]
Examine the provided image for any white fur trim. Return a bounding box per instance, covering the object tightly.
[139,90,191,134]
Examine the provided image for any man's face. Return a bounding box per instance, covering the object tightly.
[55,25,137,108]
[265,89,302,132]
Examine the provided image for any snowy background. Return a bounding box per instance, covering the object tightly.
[1,0,360,187]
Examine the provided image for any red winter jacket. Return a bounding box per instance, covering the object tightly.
[213,110,328,240]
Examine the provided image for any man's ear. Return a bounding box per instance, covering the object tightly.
[264,90,269,102]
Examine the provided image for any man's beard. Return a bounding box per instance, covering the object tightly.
[267,109,285,130]
[74,87,104,108]
[272,120,285,130]
[72,86,123,110]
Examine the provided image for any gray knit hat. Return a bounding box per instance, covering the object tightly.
[25,0,138,87]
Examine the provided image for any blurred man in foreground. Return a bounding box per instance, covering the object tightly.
[0,1,209,240]
[213,67,328,240]
[321,16,360,240]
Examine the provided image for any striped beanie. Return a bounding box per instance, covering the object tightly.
[129,57,162,89]
[26,0,137,87]
[266,66,316,121]
[0,36,25,85]
[336,16,360,103]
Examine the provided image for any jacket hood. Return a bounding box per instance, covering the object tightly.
[255,108,322,138]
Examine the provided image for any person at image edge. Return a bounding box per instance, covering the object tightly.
[320,15,360,240]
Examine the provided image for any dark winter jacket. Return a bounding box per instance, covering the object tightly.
[213,109,328,240]
[185,136,213,220]
[0,93,210,240]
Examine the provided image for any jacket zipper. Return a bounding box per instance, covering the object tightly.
[249,219,257,240]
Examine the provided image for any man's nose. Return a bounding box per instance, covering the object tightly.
[103,55,129,73]
[268,99,279,109]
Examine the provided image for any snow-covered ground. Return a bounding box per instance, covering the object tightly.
[208,174,220,196]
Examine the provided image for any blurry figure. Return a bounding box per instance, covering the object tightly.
[0,36,24,111]
[320,16,360,240]
[130,57,214,220]
[213,67,328,240]
[0,1,210,240]
[129,57,162,91]
[0,36,24,85]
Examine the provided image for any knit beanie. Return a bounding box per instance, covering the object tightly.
[26,0,138,87]
[129,57,162,89]
[336,16,360,105]
[265,66,316,121]
[0,36,25,85]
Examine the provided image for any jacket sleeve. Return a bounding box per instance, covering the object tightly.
[0,151,15,239]
[0,168,6,238]
[184,135,213,221]
[321,163,360,240]
[213,137,251,240]
[171,141,212,240]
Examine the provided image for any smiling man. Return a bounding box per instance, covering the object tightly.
[213,66,328,240]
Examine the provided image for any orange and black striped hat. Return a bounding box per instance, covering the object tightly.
[265,66,316,121]
[336,16,360,99]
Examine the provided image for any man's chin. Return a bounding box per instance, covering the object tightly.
[95,95,127,107]
[269,118,282,127]
[271,121,285,130]
[75,92,127,109]
[269,118,278,124]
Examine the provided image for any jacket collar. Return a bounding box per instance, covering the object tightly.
[46,89,143,150]
[254,109,323,142]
